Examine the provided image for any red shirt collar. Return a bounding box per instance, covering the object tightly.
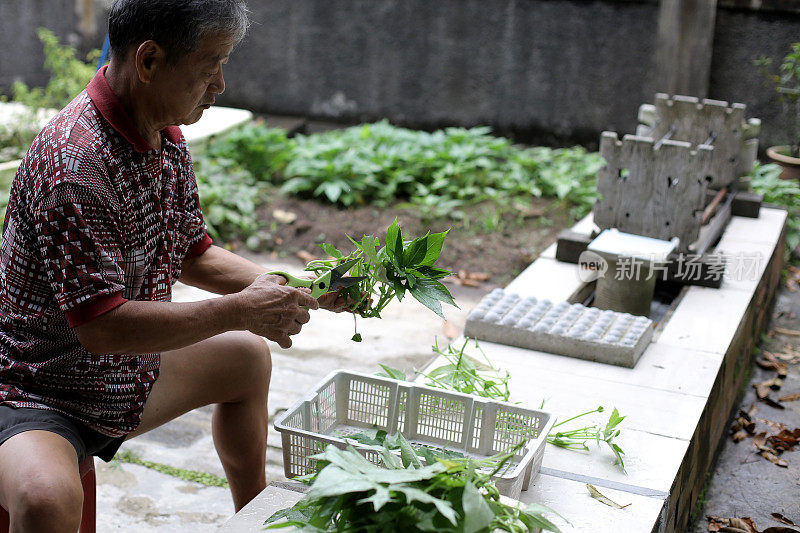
[86,65,183,153]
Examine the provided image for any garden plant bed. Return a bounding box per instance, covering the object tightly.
[246,194,571,287]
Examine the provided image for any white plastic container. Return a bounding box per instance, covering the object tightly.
[273,370,555,499]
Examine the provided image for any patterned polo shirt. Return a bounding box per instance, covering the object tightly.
[0,66,213,437]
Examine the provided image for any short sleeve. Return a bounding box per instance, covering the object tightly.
[36,180,128,327]
[178,148,212,260]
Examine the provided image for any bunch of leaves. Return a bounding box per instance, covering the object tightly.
[340,428,467,464]
[7,28,99,111]
[204,122,294,181]
[304,219,457,341]
[545,406,627,473]
[265,437,563,532]
[380,338,511,402]
[193,155,262,243]
[748,161,800,256]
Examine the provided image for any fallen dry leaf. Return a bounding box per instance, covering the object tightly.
[732,429,750,442]
[707,516,760,533]
[768,428,800,452]
[771,512,797,525]
[466,271,491,281]
[774,327,800,336]
[780,391,800,402]
[758,352,789,376]
[586,484,630,509]
[760,449,789,467]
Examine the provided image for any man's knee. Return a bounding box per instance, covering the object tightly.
[10,470,83,530]
[228,331,271,391]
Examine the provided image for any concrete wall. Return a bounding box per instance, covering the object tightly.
[0,0,107,91]
[1,0,799,150]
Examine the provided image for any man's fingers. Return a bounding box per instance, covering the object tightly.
[295,308,311,324]
[294,290,320,310]
[271,333,292,349]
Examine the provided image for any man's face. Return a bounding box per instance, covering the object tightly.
[150,32,234,126]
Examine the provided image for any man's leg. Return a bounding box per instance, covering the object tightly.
[0,431,83,533]
[127,331,271,511]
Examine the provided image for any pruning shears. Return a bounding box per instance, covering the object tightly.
[267,258,366,298]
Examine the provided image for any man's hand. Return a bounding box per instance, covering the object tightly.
[318,291,357,313]
[238,274,319,349]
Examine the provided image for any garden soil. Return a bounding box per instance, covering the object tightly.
[233,194,573,287]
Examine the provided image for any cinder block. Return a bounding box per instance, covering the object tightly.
[465,289,652,367]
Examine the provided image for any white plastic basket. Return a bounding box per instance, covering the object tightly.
[273,370,555,499]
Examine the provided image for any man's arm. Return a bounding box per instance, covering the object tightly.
[179,244,356,313]
[178,244,284,294]
[73,273,319,355]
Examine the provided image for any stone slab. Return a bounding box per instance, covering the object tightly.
[448,338,721,400]
[655,285,754,356]
[722,207,788,246]
[713,235,776,294]
[521,473,666,533]
[504,257,585,303]
[218,484,304,532]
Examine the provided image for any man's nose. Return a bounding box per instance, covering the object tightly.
[211,67,226,94]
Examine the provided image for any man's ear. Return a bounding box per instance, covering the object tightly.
[134,40,165,84]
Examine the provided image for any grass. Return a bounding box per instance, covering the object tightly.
[111,449,229,488]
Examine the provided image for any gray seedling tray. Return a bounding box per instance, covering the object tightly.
[273,370,555,499]
[464,288,653,367]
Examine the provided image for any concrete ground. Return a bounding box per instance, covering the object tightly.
[690,280,800,532]
[94,258,491,531]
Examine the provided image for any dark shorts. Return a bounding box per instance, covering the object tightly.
[0,405,126,463]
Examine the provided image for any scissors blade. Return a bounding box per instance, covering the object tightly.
[327,258,366,292]
[328,275,367,291]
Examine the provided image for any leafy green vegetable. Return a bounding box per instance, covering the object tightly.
[415,338,511,402]
[196,120,602,223]
[304,220,458,341]
[546,406,627,473]
[748,161,800,257]
[265,440,563,532]
[193,155,263,243]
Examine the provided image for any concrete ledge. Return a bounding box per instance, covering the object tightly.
[223,208,785,531]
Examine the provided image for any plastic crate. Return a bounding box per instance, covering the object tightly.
[274,370,555,499]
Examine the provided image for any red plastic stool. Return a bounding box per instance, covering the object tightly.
[0,456,95,532]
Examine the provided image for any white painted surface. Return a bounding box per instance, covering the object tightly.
[504,258,585,302]
[656,286,753,356]
[723,208,788,246]
[182,106,253,148]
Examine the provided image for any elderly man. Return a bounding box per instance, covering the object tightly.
[0,1,345,530]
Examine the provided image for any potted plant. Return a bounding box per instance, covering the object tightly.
[755,43,800,182]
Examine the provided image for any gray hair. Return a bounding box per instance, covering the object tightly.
[108,0,249,63]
